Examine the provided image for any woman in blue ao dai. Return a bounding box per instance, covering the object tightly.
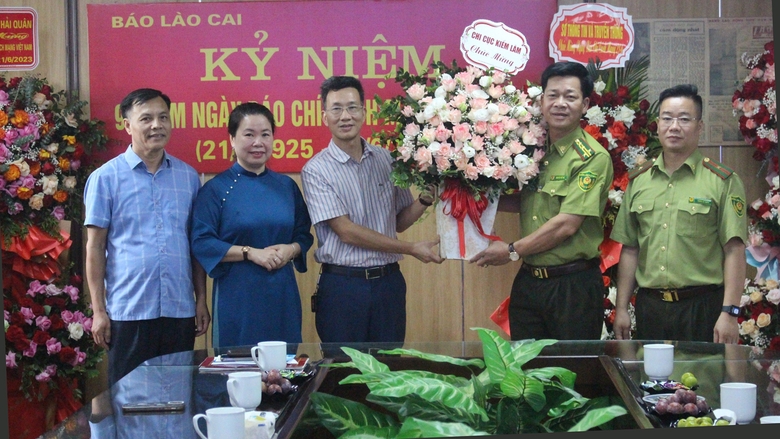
[190,103,313,348]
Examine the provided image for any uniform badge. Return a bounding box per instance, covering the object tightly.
[730,195,745,217]
[578,171,598,192]
[550,175,567,181]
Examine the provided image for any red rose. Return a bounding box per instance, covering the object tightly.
[30,303,44,316]
[613,172,629,191]
[756,138,774,153]
[32,330,51,345]
[9,77,22,88]
[6,325,30,351]
[639,99,650,112]
[40,84,52,97]
[59,346,77,364]
[49,314,66,331]
[648,121,658,134]
[10,312,26,327]
[42,162,56,175]
[45,297,67,309]
[589,93,602,107]
[769,335,780,352]
[616,85,631,100]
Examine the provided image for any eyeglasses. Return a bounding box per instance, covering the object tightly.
[658,116,698,127]
[325,105,364,117]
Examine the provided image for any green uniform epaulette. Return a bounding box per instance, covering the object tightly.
[572,138,595,161]
[628,158,654,180]
[702,157,734,180]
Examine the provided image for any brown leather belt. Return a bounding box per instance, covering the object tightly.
[321,262,400,280]
[520,258,600,279]
[638,284,722,302]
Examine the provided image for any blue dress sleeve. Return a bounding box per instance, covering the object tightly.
[189,178,233,279]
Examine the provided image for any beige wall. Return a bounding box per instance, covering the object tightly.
[3,0,771,399]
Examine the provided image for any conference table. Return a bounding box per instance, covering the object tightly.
[37,339,780,438]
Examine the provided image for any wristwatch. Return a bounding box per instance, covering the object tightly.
[242,246,250,261]
[722,305,740,317]
[508,243,520,261]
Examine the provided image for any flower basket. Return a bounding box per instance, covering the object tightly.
[372,61,547,254]
[435,182,500,260]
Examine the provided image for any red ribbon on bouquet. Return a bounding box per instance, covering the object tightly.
[439,179,502,258]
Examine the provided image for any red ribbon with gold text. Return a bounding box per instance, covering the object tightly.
[439,179,502,258]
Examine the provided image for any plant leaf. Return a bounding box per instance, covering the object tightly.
[510,338,558,369]
[308,392,398,438]
[566,405,628,432]
[341,347,391,374]
[376,348,485,369]
[340,371,470,387]
[396,418,490,438]
[525,366,577,389]
[368,375,488,422]
[473,327,514,384]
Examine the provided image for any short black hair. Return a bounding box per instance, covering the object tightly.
[320,76,364,107]
[540,62,593,99]
[658,84,703,119]
[119,88,171,119]
[228,102,276,137]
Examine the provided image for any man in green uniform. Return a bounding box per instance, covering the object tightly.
[610,84,747,343]
[471,61,613,340]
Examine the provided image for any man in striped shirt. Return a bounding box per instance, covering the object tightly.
[301,76,443,345]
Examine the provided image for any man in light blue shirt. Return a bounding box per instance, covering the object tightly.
[84,88,210,387]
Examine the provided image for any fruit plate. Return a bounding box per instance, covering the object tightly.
[640,379,698,394]
[643,394,711,427]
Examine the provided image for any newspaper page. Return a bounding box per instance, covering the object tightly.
[633,17,773,146]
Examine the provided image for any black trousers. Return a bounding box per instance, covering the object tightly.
[508,264,605,341]
[108,317,195,387]
[635,285,724,342]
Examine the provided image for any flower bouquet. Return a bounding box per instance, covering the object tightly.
[0,75,109,242]
[373,60,546,259]
[583,55,661,240]
[581,57,660,339]
[2,75,107,407]
[738,277,780,352]
[732,40,776,171]
[5,272,102,402]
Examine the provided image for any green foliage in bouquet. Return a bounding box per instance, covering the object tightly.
[308,328,627,438]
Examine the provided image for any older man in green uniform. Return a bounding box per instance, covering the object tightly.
[471,61,613,340]
[610,84,747,343]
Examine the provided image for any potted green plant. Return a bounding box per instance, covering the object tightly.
[308,328,628,438]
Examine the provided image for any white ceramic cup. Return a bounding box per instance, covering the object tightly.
[720,382,757,425]
[642,343,674,381]
[251,341,287,371]
[760,415,780,424]
[192,406,245,439]
[227,371,263,411]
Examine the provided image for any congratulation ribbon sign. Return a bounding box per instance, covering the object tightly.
[460,20,530,74]
[548,3,634,69]
[0,7,39,71]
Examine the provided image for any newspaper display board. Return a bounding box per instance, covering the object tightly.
[632,17,773,146]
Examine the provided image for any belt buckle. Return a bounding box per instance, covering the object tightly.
[365,267,383,280]
[661,290,679,302]
[532,267,548,279]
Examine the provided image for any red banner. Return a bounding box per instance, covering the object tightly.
[87,0,556,173]
[0,7,39,71]
[548,2,634,69]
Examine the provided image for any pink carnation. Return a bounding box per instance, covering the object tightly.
[61,310,75,324]
[452,123,471,142]
[35,315,51,331]
[20,307,35,324]
[6,352,17,368]
[35,365,57,382]
[464,164,479,180]
[413,147,432,168]
[406,83,426,101]
[27,280,46,297]
[23,341,38,358]
[46,338,62,355]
